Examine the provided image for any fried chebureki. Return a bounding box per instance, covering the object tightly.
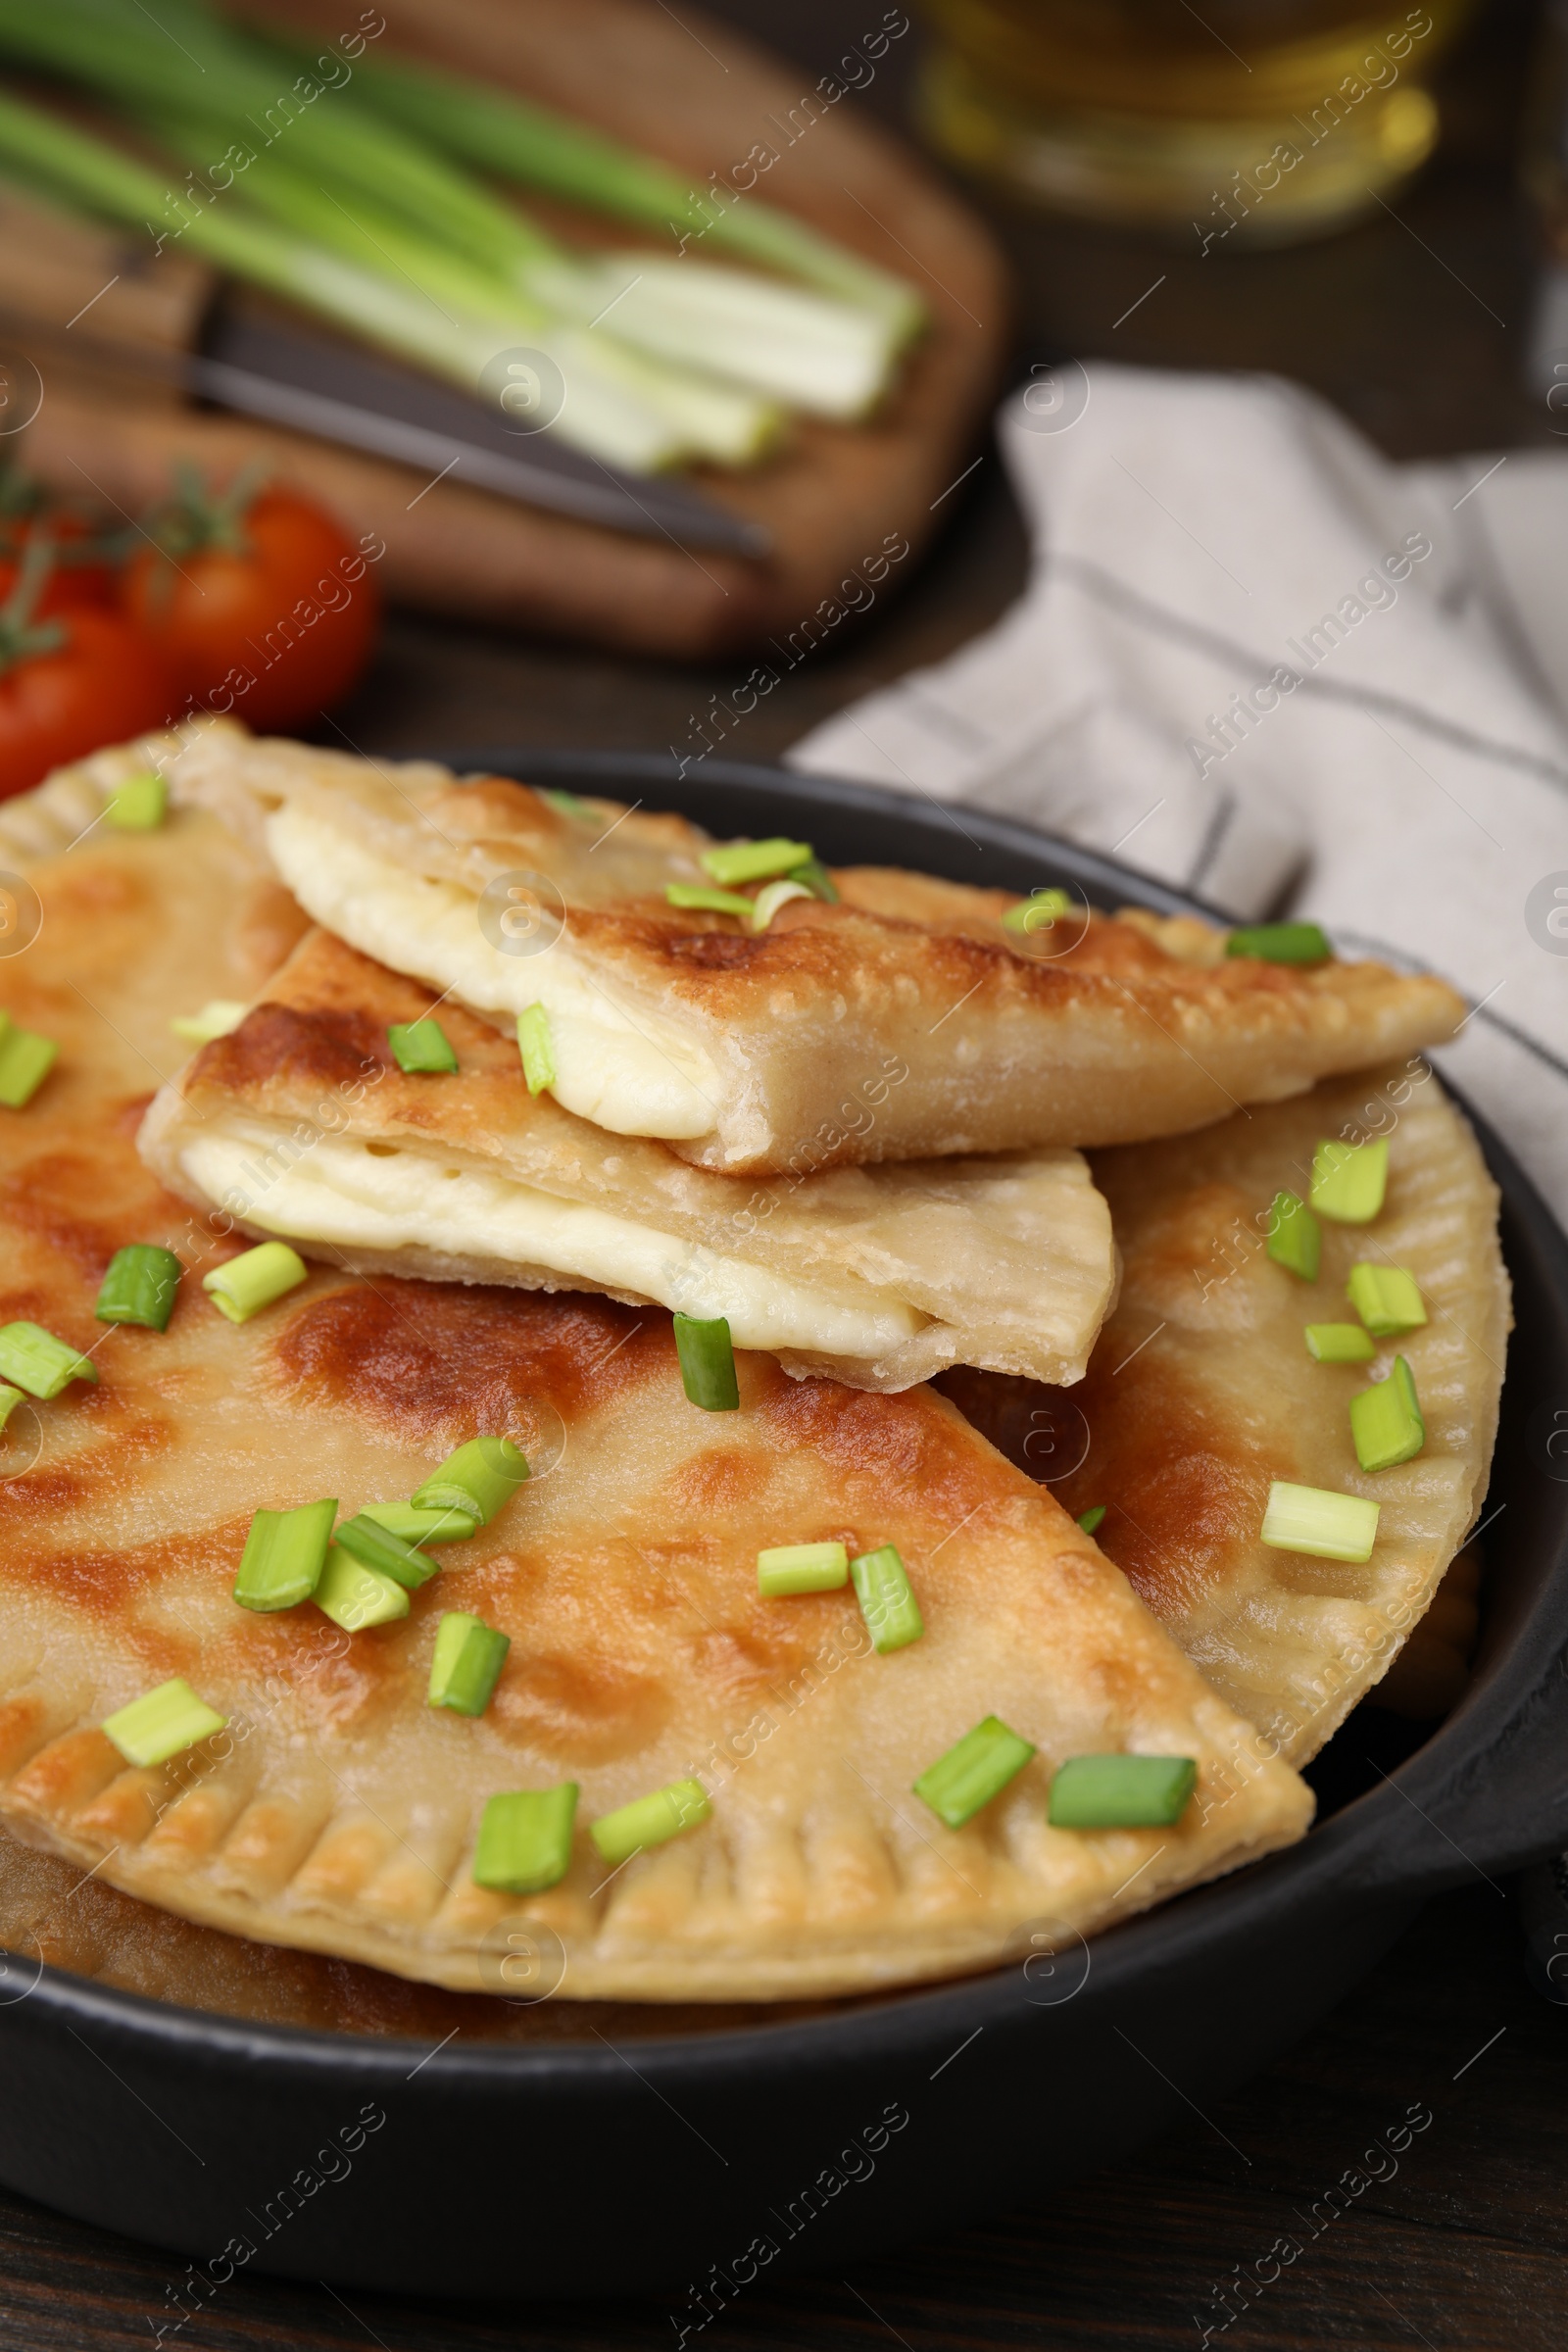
[159,720,1465,1174]
[0,1255,1312,1998]
[140,928,1117,1392]
[0,749,1309,2006]
[940,1063,1509,1766]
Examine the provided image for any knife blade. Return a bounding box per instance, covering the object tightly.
[0,304,771,559]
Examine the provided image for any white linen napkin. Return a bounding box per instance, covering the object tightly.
[790,363,1568,1232]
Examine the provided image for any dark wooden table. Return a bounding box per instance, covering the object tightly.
[7,4,1563,2346]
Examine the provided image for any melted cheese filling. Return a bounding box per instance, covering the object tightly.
[181,1124,924,1358]
[264,804,719,1140]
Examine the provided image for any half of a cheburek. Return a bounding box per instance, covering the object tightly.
[159,718,1466,1174]
[0,1255,1311,1998]
[138,929,1117,1392]
[940,1063,1509,1767]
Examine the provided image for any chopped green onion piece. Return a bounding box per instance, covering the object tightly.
[1311,1138,1389,1224]
[913,1715,1036,1829]
[1224,921,1331,965]
[387,1018,459,1075]
[757,1541,848,1596]
[790,858,838,903]
[590,1777,710,1868]
[1260,1479,1380,1562]
[539,788,594,819]
[1048,1753,1197,1829]
[0,1320,96,1398]
[1265,1189,1321,1282]
[102,770,167,830]
[1304,1322,1376,1363]
[0,1385,22,1432]
[850,1544,924,1653]
[1346,1262,1427,1338]
[1349,1355,1426,1473]
[233,1498,337,1613]
[664,883,756,917]
[362,1501,478,1546]
[0,1014,57,1109]
[1077,1504,1107,1536]
[169,999,247,1045]
[334,1511,440,1591]
[95,1244,181,1331]
[102,1677,226,1769]
[672,1311,739,1411]
[313,1544,411,1632]
[412,1436,529,1526]
[1003,887,1072,936]
[516,1003,556,1096]
[202,1240,308,1324]
[700,837,814,887]
[473,1784,578,1893]
[751,878,812,931]
[428,1611,512,1716]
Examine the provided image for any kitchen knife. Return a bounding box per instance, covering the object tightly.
[0,303,771,559]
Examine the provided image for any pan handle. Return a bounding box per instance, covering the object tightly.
[1342,1642,1568,1898]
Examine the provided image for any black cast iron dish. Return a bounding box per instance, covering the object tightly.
[0,752,1564,2302]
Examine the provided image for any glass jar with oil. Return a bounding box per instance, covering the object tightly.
[918,0,1477,246]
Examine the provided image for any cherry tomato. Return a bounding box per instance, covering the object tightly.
[0,514,118,616]
[0,610,173,802]
[121,483,378,731]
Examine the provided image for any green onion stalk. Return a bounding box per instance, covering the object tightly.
[343,44,926,344]
[0,0,919,452]
[0,90,718,470]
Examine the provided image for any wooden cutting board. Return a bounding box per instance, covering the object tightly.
[8,0,1008,660]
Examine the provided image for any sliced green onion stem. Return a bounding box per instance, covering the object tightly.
[1048,1753,1197,1829]
[1346,1262,1427,1338]
[1311,1138,1389,1225]
[0,1320,96,1398]
[388,1018,459,1075]
[334,1511,440,1591]
[516,1004,556,1097]
[0,1385,23,1431]
[0,1011,57,1109]
[96,1244,181,1331]
[428,1611,512,1716]
[1265,1189,1321,1282]
[672,1311,739,1411]
[170,999,247,1045]
[233,1496,336,1612]
[313,1544,411,1631]
[590,1777,710,1868]
[362,1500,478,1546]
[202,1240,307,1324]
[850,1544,924,1654]
[789,858,839,903]
[750,878,812,931]
[757,1541,848,1596]
[1260,1479,1380,1563]
[1003,887,1072,936]
[1224,921,1331,965]
[1076,1504,1107,1536]
[472,1784,578,1893]
[664,884,755,918]
[1304,1322,1376,1363]
[1350,1356,1426,1472]
[102,770,166,829]
[914,1715,1035,1829]
[412,1436,529,1526]
[700,837,814,887]
[102,1676,226,1768]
